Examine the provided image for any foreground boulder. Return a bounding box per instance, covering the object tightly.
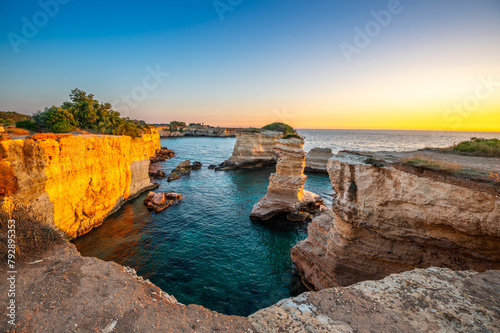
[305,148,334,173]
[250,137,324,221]
[291,151,500,290]
[143,191,182,212]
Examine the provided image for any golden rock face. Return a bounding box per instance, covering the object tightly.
[1,131,160,238]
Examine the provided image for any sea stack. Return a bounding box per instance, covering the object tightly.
[250,136,323,221]
[216,130,282,170]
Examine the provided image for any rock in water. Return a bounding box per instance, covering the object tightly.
[305,148,333,173]
[216,130,282,170]
[191,161,202,170]
[143,191,182,213]
[250,137,324,221]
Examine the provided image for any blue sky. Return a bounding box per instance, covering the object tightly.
[1,0,499,130]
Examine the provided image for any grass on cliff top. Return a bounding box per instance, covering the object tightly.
[444,138,500,157]
[0,208,65,261]
[403,156,500,183]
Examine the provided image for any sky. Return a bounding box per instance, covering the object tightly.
[0,0,499,131]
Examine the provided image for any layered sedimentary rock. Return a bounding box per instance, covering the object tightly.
[0,130,160,238]
[292,152,500,290]
[305,148,333,173]
[249,267,500,333]
[217,130,282,170]
[250,137,323,221]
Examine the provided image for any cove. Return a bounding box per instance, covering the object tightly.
[73,137,333,316]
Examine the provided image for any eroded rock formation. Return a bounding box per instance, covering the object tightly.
[292,151,500,290]
[250,137,324,221]
[150,147,175,163]
[216,130,282,170]
[0,130,160,238]
[305,148,333,173]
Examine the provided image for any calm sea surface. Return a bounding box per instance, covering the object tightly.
[73,129,500,316]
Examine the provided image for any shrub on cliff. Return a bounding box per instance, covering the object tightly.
[33,89,148,138]
[0,208,64,261]
[262,122,296,134]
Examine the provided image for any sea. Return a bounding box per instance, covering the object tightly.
[73,129,500,316]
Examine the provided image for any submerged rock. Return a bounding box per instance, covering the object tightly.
[167,160,203,182]
[249,267,500,332]
[143,191,182,213]
[250,137,324,221]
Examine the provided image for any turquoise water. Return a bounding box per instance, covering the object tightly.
[73,130,500,316]
[73,136,333,316]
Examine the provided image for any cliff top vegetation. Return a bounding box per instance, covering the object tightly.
[444,138,500,157]
[15,89,150,138]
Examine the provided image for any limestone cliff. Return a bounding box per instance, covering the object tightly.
[250,137,323,221]
[292,151,500,290]
[0,130,160,238]
[305,148,333,173]
[217,130,282,170]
